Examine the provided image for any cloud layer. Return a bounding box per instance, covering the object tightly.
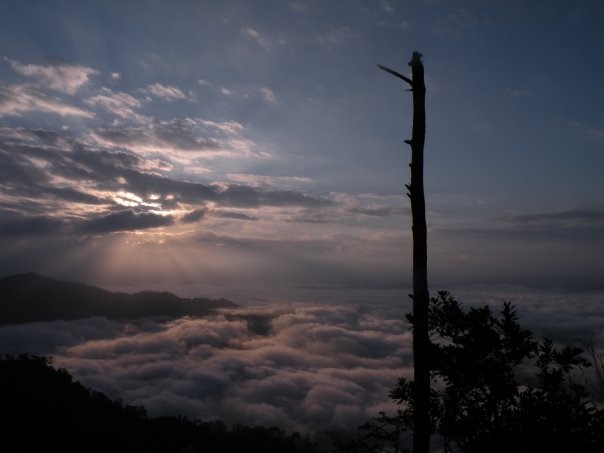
[0,300,410,432]
[2,286,602,433]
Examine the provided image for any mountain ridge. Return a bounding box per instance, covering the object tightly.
[0,273,237,325]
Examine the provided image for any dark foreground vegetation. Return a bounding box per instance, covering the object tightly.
[352,292,604,453]
[0,354,321,453]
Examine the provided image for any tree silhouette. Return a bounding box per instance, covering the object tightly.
[356,293,604,453]
[378,51,430,453]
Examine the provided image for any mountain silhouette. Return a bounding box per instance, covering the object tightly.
[0,273,237,324]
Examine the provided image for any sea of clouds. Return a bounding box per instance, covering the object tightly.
[0,293,411,432]
[1,286,603,433]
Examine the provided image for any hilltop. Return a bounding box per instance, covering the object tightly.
[0,273,236,324]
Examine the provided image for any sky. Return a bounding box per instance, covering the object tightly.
[1,0,604,294]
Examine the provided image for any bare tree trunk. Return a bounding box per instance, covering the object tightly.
[408,51,430,453]
[378,51,430,453]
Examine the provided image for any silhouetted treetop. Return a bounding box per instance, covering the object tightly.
[354,292,604,453]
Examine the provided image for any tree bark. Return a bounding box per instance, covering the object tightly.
[378,51,430,453]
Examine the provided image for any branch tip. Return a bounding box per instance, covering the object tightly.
[377,64,413,86]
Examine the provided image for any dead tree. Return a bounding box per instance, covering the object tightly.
[378,52,430,453]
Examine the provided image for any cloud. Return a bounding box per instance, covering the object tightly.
[0,316,123,355]
[241,28,274,51]
[212,210,259,221]
[45,187,105,205]
[569,120,604,142]
[110,72,121,80]
[77,209,174,234]
[91,118,254,158]
[226,174,313,188]
[180,208,257,223]
[380,0,394,13]
[3,124,599,291]
[259,87,278,104]
[510,208,604,225]
[0,213,66,236]
[586,128,604,141]
[0,126,335,240]
[504,87,533,98]
[433,8,487,37]
[0,125,59,143]
[289,2,307,13]
[440,208,604,241]
[181,208,208,223]
[145,83,186,101]
[348,206,409,217]
[0,299,410,432]
[0,84,94,118]
[191,229,408,286]
[8,59,98,94]
[86,88,147,122]
[1,288,601,434]
[426,208,604,291]
[448,285,604,345]
[316,26,359,49]
[215,185,333,208]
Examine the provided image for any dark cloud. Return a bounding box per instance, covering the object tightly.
[45,187,105,204]
[428,222,604,291]
[284,212,329,223]
[217,185,333,208]
[0,212,66,236]
[181,208,208,223]
[212,210,259,221]
[0,146,51,190]
[438,208,604,242]
[77,209,174,234]
[511,209,604,223]
[152,120,220,150]
[0,126,63,145]
[508,208,604,233]
[182,207,259,223]
[349,206,410,217]
[73,155,332,211]
[0,127,335,230]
